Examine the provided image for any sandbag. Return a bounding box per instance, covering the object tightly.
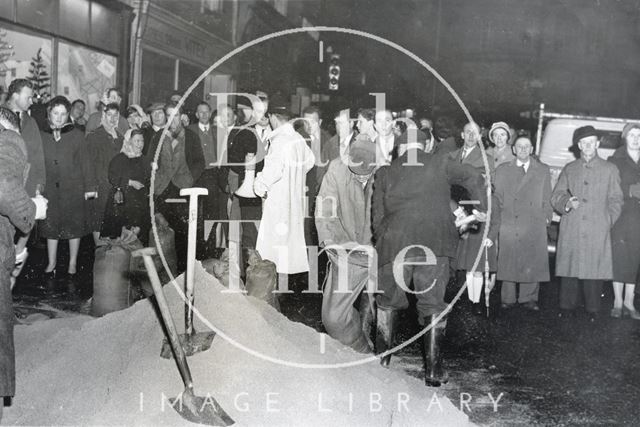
[91,229,143,316]
[202,249,245,290]
[149,213,178,280]
[245,251,280,311]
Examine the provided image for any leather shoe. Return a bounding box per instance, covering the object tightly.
[610,307,622,318]
[623,306,640,320]
[522,302,540,311]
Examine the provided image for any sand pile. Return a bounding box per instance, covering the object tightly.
[3,263,469,426]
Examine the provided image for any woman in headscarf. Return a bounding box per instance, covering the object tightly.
[608,122,640,319]
[39,96,88,277]
[100,128,151,244]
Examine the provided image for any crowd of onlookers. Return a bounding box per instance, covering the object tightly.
[1,76,639,391]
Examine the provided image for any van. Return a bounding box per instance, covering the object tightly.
[533,103,640,252]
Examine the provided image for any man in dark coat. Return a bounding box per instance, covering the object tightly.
[0,127,42,419]
[148,102,205,271]
[84,103,124,243]
[317,109,355,186]
[4,79,47,262]
[551,125,623,320]
[4,79,46,197]
[187,101,227,257]
[372,130,484,387]
[494,136,552,310]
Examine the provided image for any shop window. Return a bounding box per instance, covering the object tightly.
[16,0,58,34]
[0,25,52,99]
[57,41,117,115]
[59,0,90,42]
[0,1,15,21]
[90,1,120,53]
[140,48,175,108]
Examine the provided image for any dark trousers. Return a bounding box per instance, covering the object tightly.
[377,256,449,323]
[237,196,261,249]
[559,277,603,313]
[156,183,188,272]
[195,168,227,259]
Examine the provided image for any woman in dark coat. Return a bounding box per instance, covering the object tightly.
[84,103,124,243]
[450,122,496,307]
[40,96,89,276]
[101,129,151,244]
[609,122,640,319]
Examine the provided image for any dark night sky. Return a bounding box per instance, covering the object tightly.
[302,0,640,125]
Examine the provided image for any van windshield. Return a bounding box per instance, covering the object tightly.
[598,130,623,150]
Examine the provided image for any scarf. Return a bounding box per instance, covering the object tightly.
[48,120,72,142]
[120,129,143,159]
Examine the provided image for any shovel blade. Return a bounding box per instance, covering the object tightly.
[171,389,234,426]
[161,332,216,359]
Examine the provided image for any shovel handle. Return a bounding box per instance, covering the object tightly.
[180,187,208,336]
[134,248,194,390]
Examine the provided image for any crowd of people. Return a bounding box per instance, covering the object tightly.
[1,76,640,403]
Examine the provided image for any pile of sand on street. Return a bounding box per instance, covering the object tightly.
[3,263,469,426]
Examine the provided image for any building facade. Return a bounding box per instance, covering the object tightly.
[0,0,133,114]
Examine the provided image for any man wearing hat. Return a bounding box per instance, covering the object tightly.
[147,102,166,131]
[372,129,484,386]
[551,125,623,321]
[254,104,314,275]
[487,121,515,167]
[315,133,378,353]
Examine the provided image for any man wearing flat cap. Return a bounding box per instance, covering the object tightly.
[315,133,378,353]
[372,129,484,387]
[551,125,623,321]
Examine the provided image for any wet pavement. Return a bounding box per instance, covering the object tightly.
[12,241,640,426]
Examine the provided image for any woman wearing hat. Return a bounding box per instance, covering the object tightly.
[487,121,515,167]
[608,122,640,319]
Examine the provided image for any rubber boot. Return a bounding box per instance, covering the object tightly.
[375,307,398,367]
[359,293,375,351]
[422,315,448,387]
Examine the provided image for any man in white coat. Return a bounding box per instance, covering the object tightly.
[254,106,315,274]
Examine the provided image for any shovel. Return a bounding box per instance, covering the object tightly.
[133,247,234,426]
[160,188,215,358]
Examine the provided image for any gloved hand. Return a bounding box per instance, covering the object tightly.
[565,196,580,212]
[484,238,493,248]
[472,209,488,222]
[32,195,48,220]
[629,183,640,199]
